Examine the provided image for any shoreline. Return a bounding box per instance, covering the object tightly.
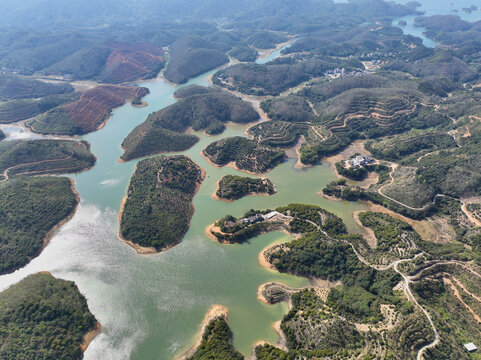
[42,177,80,250]
[132,100,148,108]
[80,321,101,353]
[258,242,282,272]
[117,162,159,255]
[352,211,377,249]
[175,304,229,360]
[118,163,206,255]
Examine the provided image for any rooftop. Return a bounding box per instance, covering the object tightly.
[464,343,478,352]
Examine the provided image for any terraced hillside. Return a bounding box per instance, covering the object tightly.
[46,42,165,83]
[0,140,96,179]
[27,85,149,135]
[0,177,78,274]
[121,87,259,161]
[96,42,164,83]
[120,155,204,252]
[248,120,324,148]
[300,87,444,164]
[0,273,97,359]
[203,137,285,173]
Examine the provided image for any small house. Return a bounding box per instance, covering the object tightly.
[464,343,478,352]
[348,155,374,168]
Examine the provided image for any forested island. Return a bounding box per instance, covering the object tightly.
[120,86,259,161]
[202,137,285,174]
[214,175,276,201]
[120,155,204,252]
[0,273,98,359]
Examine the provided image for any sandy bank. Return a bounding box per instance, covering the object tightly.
[352,210,377,249]
[175,305,229,360]
[258,242,282,272]
[81,322,101,353]
[132,100,148,108]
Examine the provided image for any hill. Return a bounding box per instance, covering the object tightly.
[0,273,97,359]
[120,155,204,252]
[0,140,96,179]
[247,31,287,49]
[188,316,244,360]
[48,42,165,83]
[213,56,355,96]
[215,175,276,200]
[121,87,259,161]
[0,75,74,101]
[27,85,149,135]
[0,177,78,274]
[203,137,285,173]
[0,93,80,124]
[164,36,229,84]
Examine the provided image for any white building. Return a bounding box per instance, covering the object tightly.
[464,343,478,352]
[266,211,280,220]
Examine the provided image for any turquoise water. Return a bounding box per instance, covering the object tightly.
[394,0,481,47]
[1,2,476,358]
[0,69,366,359]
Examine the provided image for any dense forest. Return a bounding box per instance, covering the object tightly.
[188,316,244,360]
[0,177,78,274]
[0,273,97,360]
[120,155,204,250]
[215,175,276,200]
[121,87,259,161]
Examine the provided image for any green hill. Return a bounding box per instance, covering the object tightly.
[121,88,259,161]
[0,140,96,178]
[164,36,229,84]
[120,155,204,251]
[0,75,74,101]
[0,273,97,360]
[189,316,244,360]
[203,136,285,173]
[0,177,78,274]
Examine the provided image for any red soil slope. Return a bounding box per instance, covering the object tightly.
[102,42,164,83]
[63,85,149,132]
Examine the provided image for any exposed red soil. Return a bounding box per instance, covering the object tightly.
[63,85,149,133]
[102,42,164,83]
